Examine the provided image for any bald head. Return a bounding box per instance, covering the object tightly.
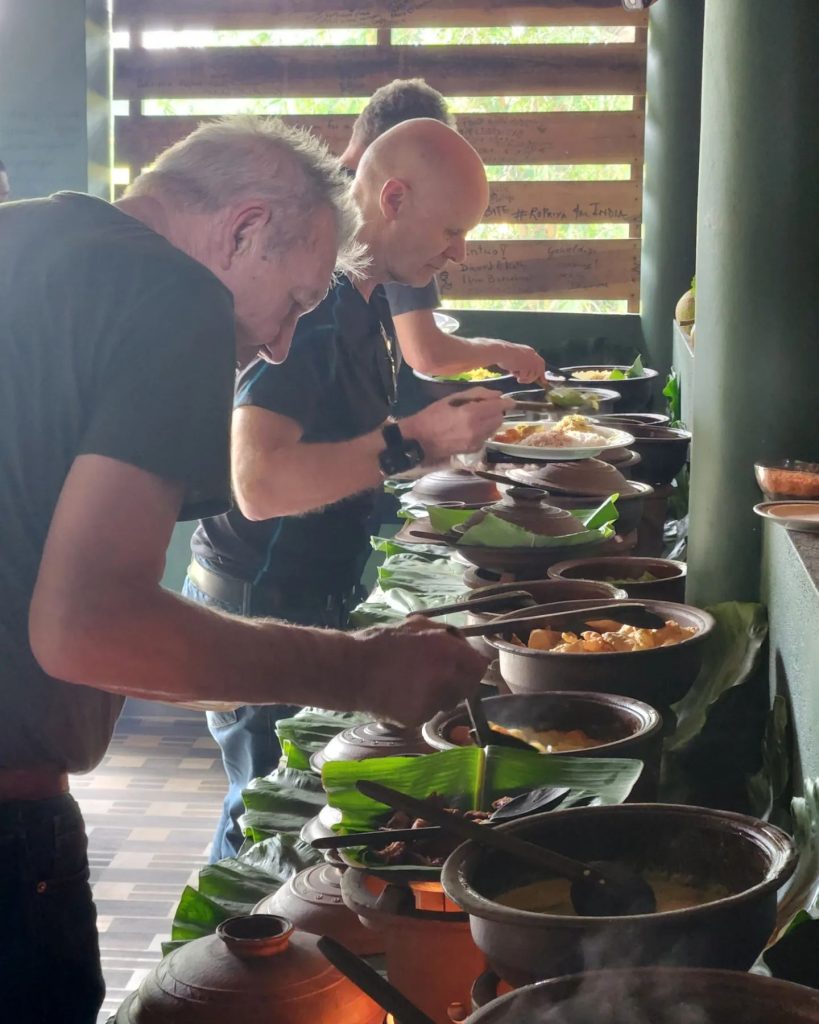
[353,119,488,287]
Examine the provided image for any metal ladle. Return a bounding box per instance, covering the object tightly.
[357,780,657,917]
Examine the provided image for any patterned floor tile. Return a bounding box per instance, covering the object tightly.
[73,703,226,1024]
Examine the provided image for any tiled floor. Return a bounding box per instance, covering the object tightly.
[72,702,226,1023]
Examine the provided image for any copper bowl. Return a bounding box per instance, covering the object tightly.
[487,598,714,709]
[548,556,687,603]
[441,804,797,986]
[422,691,663,800]
[755,459,819,501]
[467,968,819,1023]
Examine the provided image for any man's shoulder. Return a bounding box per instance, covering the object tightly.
[383,278,440,316]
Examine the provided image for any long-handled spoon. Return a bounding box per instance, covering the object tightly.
[357,781,656,917]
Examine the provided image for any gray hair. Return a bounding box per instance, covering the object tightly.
[127,116,367,277]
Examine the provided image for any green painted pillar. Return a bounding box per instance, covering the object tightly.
[0,0,111,200]
[640,0,705,380]
[687,0,819,605]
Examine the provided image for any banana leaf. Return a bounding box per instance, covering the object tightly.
[427,497,618,549]
[238,765,327,841]
[660,602,773,812]
[274,708,369,770]
[322,746,643,876]
[608,354,644,381]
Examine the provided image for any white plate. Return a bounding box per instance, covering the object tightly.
[433,311,460,334]
[487,423,635,462]
[753,501,819,533]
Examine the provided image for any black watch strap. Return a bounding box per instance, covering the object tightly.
[378,422,424,477]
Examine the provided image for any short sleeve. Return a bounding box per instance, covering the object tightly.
[78,276,236,522]
[383,278,441,317]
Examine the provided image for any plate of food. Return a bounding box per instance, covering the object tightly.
[487,415,634,461]
[414,365,511,384]
[753,501,819,534]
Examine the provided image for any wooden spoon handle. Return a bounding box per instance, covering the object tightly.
[356,780,600,886]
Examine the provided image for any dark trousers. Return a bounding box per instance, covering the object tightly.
[0,794,105,1023]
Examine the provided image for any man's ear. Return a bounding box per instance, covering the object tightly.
[379,178,409,222]
[220,202,271,269]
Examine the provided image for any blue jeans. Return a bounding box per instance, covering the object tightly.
[0,794,105,1023]
[182,574,301,862]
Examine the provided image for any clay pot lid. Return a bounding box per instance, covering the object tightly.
[311,720,430,771]
[115,914,382,1022]
[599,446,642,471]
[505,458,645,498]
[405,468,499,506]
[462,489,585,538]
[257,864,384,957]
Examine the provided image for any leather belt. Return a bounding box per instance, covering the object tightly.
[186,559,359,622]
[0,769,69,803]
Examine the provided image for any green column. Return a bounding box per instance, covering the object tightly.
[639,0,705,379]
[687,0,819,605]
[0,0,110,200]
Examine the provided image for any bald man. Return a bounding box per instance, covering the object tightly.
[186,119,512,860]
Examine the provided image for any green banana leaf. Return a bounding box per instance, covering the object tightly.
[427,497,618,549]
[548,387,601,410]
[322,746,643,876]
[608,354,645,381]
[274,709,369,770]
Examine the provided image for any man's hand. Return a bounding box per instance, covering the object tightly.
[351,616,489,726]
[479,340,547,385]
[401,387,515,463]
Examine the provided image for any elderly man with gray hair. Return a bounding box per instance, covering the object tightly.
[0,116,487,1024]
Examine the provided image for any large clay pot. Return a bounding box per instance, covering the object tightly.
[112,915,383,1023]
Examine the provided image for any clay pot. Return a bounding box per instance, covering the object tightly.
[462,489,586,538]
[502,458,638,497]
[253,863,383,956]
[599,446,642,478]
[544,485,653,537]
[627,425,692,486]
[548,556,687,603]
[503,386,621,418]
[560,365,659,412]
[311,721,431,772]
[441,804,797,987]
[112,915,383,1023]
[342,869,486,1024]
[487,598,713,709]
[404,469,500,507]
[421,691,663,800]
[468,967,819,1023]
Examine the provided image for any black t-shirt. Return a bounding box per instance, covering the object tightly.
[0,192,235,772]
[193,275,395,595]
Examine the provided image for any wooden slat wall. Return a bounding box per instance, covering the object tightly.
[113,1,648,309]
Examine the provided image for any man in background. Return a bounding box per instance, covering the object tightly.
[188,118,511,861]
[339,79,546,384]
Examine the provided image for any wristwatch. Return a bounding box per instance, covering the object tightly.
[378,422,425,477]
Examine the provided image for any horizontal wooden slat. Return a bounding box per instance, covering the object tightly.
[116,112,645,169]
[439,239,640,299]
[115,44,646,99]
[114,1,648,31]
[486,181,641,223]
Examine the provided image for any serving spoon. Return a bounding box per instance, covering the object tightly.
[456,600,666,639]
[357,781,657,917]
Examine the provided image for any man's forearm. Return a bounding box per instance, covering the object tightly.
[403,330,504,377]
[238,428,386,520]
[40,582,370,710]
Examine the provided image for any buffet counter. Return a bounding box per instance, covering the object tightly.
[762,525,819,788]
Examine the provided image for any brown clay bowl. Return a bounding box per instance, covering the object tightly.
[561,365,659,412]
[404,469,500,507]
[467,968,819,1023]
[627,425,692,486]
[422,691,663,800]
[548,556,687,603]
[452,536,611,577]
[441,803,797,986]
[461,577,626,656]
[544,485,653,537]
[593,412,671,428]
[599,446,642,478]
[504,386,621,418]
[310,721,431,773]
[487,598,714,709]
